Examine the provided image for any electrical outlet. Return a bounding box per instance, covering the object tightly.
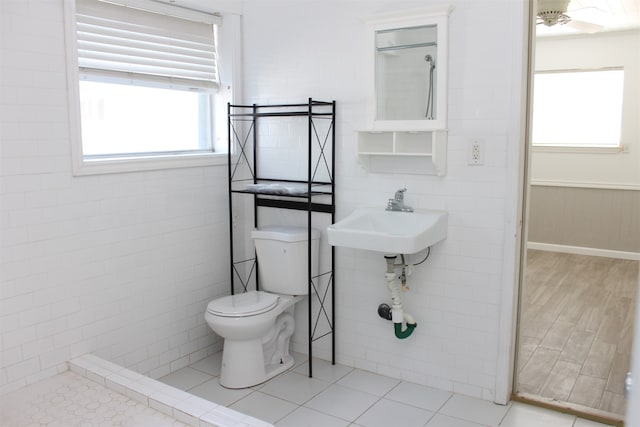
[468,139,484,165]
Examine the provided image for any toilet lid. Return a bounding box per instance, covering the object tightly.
[207,291,279,318]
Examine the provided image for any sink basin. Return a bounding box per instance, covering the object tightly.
[327,207,448,254]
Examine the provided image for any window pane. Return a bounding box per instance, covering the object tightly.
[532,69,624,147]
[79,81,212,156]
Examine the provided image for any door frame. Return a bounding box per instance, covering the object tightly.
[493,0,535,405]
[498,1,640,423]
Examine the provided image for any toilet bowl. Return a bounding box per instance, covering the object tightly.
[205,290,301,388]
[204,226,319,389]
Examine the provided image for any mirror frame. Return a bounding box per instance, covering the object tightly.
[366,7,452,131]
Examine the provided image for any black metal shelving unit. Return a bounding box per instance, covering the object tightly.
[227,98,336,377]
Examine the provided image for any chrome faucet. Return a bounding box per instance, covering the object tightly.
[386,188,413,212]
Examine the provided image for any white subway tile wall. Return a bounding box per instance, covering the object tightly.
[1,0,228,394]
[240,0,524,403]
[0,0,527,406]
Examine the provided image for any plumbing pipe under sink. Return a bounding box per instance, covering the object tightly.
[385,256,417,339]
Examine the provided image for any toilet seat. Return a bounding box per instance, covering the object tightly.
[206,291,279,318]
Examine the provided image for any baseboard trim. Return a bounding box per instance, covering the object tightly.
[527,242,640,261]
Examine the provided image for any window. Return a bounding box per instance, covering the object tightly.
[79,81,211,157]
[532,69,624,149]
[66,0,229,174]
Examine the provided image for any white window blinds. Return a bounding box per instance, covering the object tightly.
[76,0,220,91]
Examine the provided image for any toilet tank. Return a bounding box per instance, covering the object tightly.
[251,226,320,295]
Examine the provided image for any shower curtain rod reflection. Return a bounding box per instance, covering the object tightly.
[376,41,437,52]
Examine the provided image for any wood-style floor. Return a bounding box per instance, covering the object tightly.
[518,250,639,416]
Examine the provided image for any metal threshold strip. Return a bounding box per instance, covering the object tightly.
[511,392,624,427]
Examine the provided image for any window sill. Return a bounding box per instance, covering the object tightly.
[72,152,228,176]
[531,145,624,154]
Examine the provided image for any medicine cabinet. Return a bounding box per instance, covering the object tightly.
[358,6,452,175]
[366,7,452,131]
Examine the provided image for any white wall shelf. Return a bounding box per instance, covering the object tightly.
[357,130,447,176]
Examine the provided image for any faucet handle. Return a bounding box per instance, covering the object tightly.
[394,188,407,200]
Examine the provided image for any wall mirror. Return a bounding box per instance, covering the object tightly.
[367,7,452,131]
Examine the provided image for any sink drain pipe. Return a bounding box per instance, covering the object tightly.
[383,256,417,339]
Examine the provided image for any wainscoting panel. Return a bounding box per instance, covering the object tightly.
[528,185,640,254]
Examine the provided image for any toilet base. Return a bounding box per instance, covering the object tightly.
[263,354,295,383]
[219,340,294,389]
[210,295,302,389]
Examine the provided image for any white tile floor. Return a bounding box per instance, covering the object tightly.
[158,352,617,427]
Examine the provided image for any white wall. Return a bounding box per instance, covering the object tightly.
[532,30,640,188]
[240,0,527,401]
[0,0,230,393]
[0,0,529,404]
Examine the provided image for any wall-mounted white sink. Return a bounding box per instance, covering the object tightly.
[327,207,448,254]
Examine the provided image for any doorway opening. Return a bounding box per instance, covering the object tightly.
[513,3,640,425]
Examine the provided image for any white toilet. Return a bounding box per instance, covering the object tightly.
[204,226,320,389]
